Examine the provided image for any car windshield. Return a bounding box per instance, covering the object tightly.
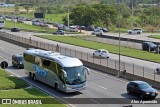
[148,42,156,46]
[17,56,24,62]
[64,65,86,85]
[138,83,151,89]
[102,50,108,53]
[134,29,141,30]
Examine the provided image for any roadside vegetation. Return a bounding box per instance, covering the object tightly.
[0,68,66,107]
[5,20,54,33]
[148,35,160,39]
[18,13,67,23]
[1,0,160,32]
[34,35,160,63]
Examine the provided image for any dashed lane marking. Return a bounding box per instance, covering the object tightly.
[90,82,108,90]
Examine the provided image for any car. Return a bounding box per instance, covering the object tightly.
[93,49,109,58]
[91,29,103,35]
[100,28,109,32]
[69,27,78,32]
[11,28,20,32]
[53,30,64,35]
[128,28,142,34]
[12,54,24,69]
[142,42,157,52]
[127,81,158,99]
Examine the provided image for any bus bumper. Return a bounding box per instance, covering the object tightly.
[65,83,86,93]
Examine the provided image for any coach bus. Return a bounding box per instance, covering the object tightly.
[23,49,90,93]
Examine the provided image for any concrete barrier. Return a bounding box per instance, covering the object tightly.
[97,34,160,45]
[82,60,160,89]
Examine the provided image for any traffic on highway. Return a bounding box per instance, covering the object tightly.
[0,39,160,107]
[1,0,160,107]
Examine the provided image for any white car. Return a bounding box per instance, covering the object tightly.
[91,29,103,35]
[128,28,142,34]
[93,49,109,58]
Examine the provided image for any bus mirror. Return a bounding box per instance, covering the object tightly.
[85,67,90,75]
[61,69,67,78]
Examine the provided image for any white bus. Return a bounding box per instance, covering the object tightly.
[23,49,90,93]
[0,20,5,29]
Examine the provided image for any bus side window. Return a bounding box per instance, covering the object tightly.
[42,60,51,66]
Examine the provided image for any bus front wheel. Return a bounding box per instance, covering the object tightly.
[32,74,37,81]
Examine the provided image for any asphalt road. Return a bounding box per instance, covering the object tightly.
[2,30,160,69]
[0,40,160,107]
[1,29,160,82]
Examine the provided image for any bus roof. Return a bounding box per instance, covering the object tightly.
[24,49,83,67]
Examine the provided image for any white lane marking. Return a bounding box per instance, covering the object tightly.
[91,69,128,83]
[90,82,108,90]
[5,69,75,107]
[0,47,5,50]
[89,99,100,104]
[0,56,3,59]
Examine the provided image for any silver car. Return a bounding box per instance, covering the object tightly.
[91,29,103,35]
[128,28,142,34]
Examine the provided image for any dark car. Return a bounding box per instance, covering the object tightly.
[53,30,64,35]
[127,81,158,99]
[142,42,157,52]
[100,28,109,32]
[12,54,24,69]
[11,28,20,32]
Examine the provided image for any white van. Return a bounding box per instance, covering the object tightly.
[91,29,103,35]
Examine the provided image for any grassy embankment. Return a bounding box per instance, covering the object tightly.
[4,20,54,33]
[34,35,160,63]
[19,13,67,23]
[0,68,66,107]
[148,35,160,39]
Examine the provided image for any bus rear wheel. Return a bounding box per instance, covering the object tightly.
[29,72,32,79]
[55,83,59,91]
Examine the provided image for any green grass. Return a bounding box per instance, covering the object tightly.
[0,69,66,107]
[148,35,160,39]
[5,20,54,33]
[0,88,65,107]
[0,77,29,90]
[19,13,67,23]
[34,35,160,63]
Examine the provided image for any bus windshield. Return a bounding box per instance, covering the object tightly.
[64,65,86,85]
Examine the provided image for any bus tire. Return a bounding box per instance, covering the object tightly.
[32,74,37,81]
[55,83,59,91]
[29,72,32,79]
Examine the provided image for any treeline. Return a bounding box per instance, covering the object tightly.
[2,0,160,6]
[61,3,160,30]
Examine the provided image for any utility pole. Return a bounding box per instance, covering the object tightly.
[131,0,134,30]
[68,8,70,36]
[117,0,122,77]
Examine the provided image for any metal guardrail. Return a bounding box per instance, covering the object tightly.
[0,32,160,83]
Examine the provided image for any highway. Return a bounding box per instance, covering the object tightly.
[0,39,160,107]
[1,30,160,69]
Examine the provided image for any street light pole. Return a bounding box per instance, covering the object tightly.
[131,0,134,30]
[117,0,122,77]
[68,8,70,36]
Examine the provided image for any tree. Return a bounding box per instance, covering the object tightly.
[14,6,19,14]
[67,4,118,27]
[37,6,48,14]
[24,6,30,14]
